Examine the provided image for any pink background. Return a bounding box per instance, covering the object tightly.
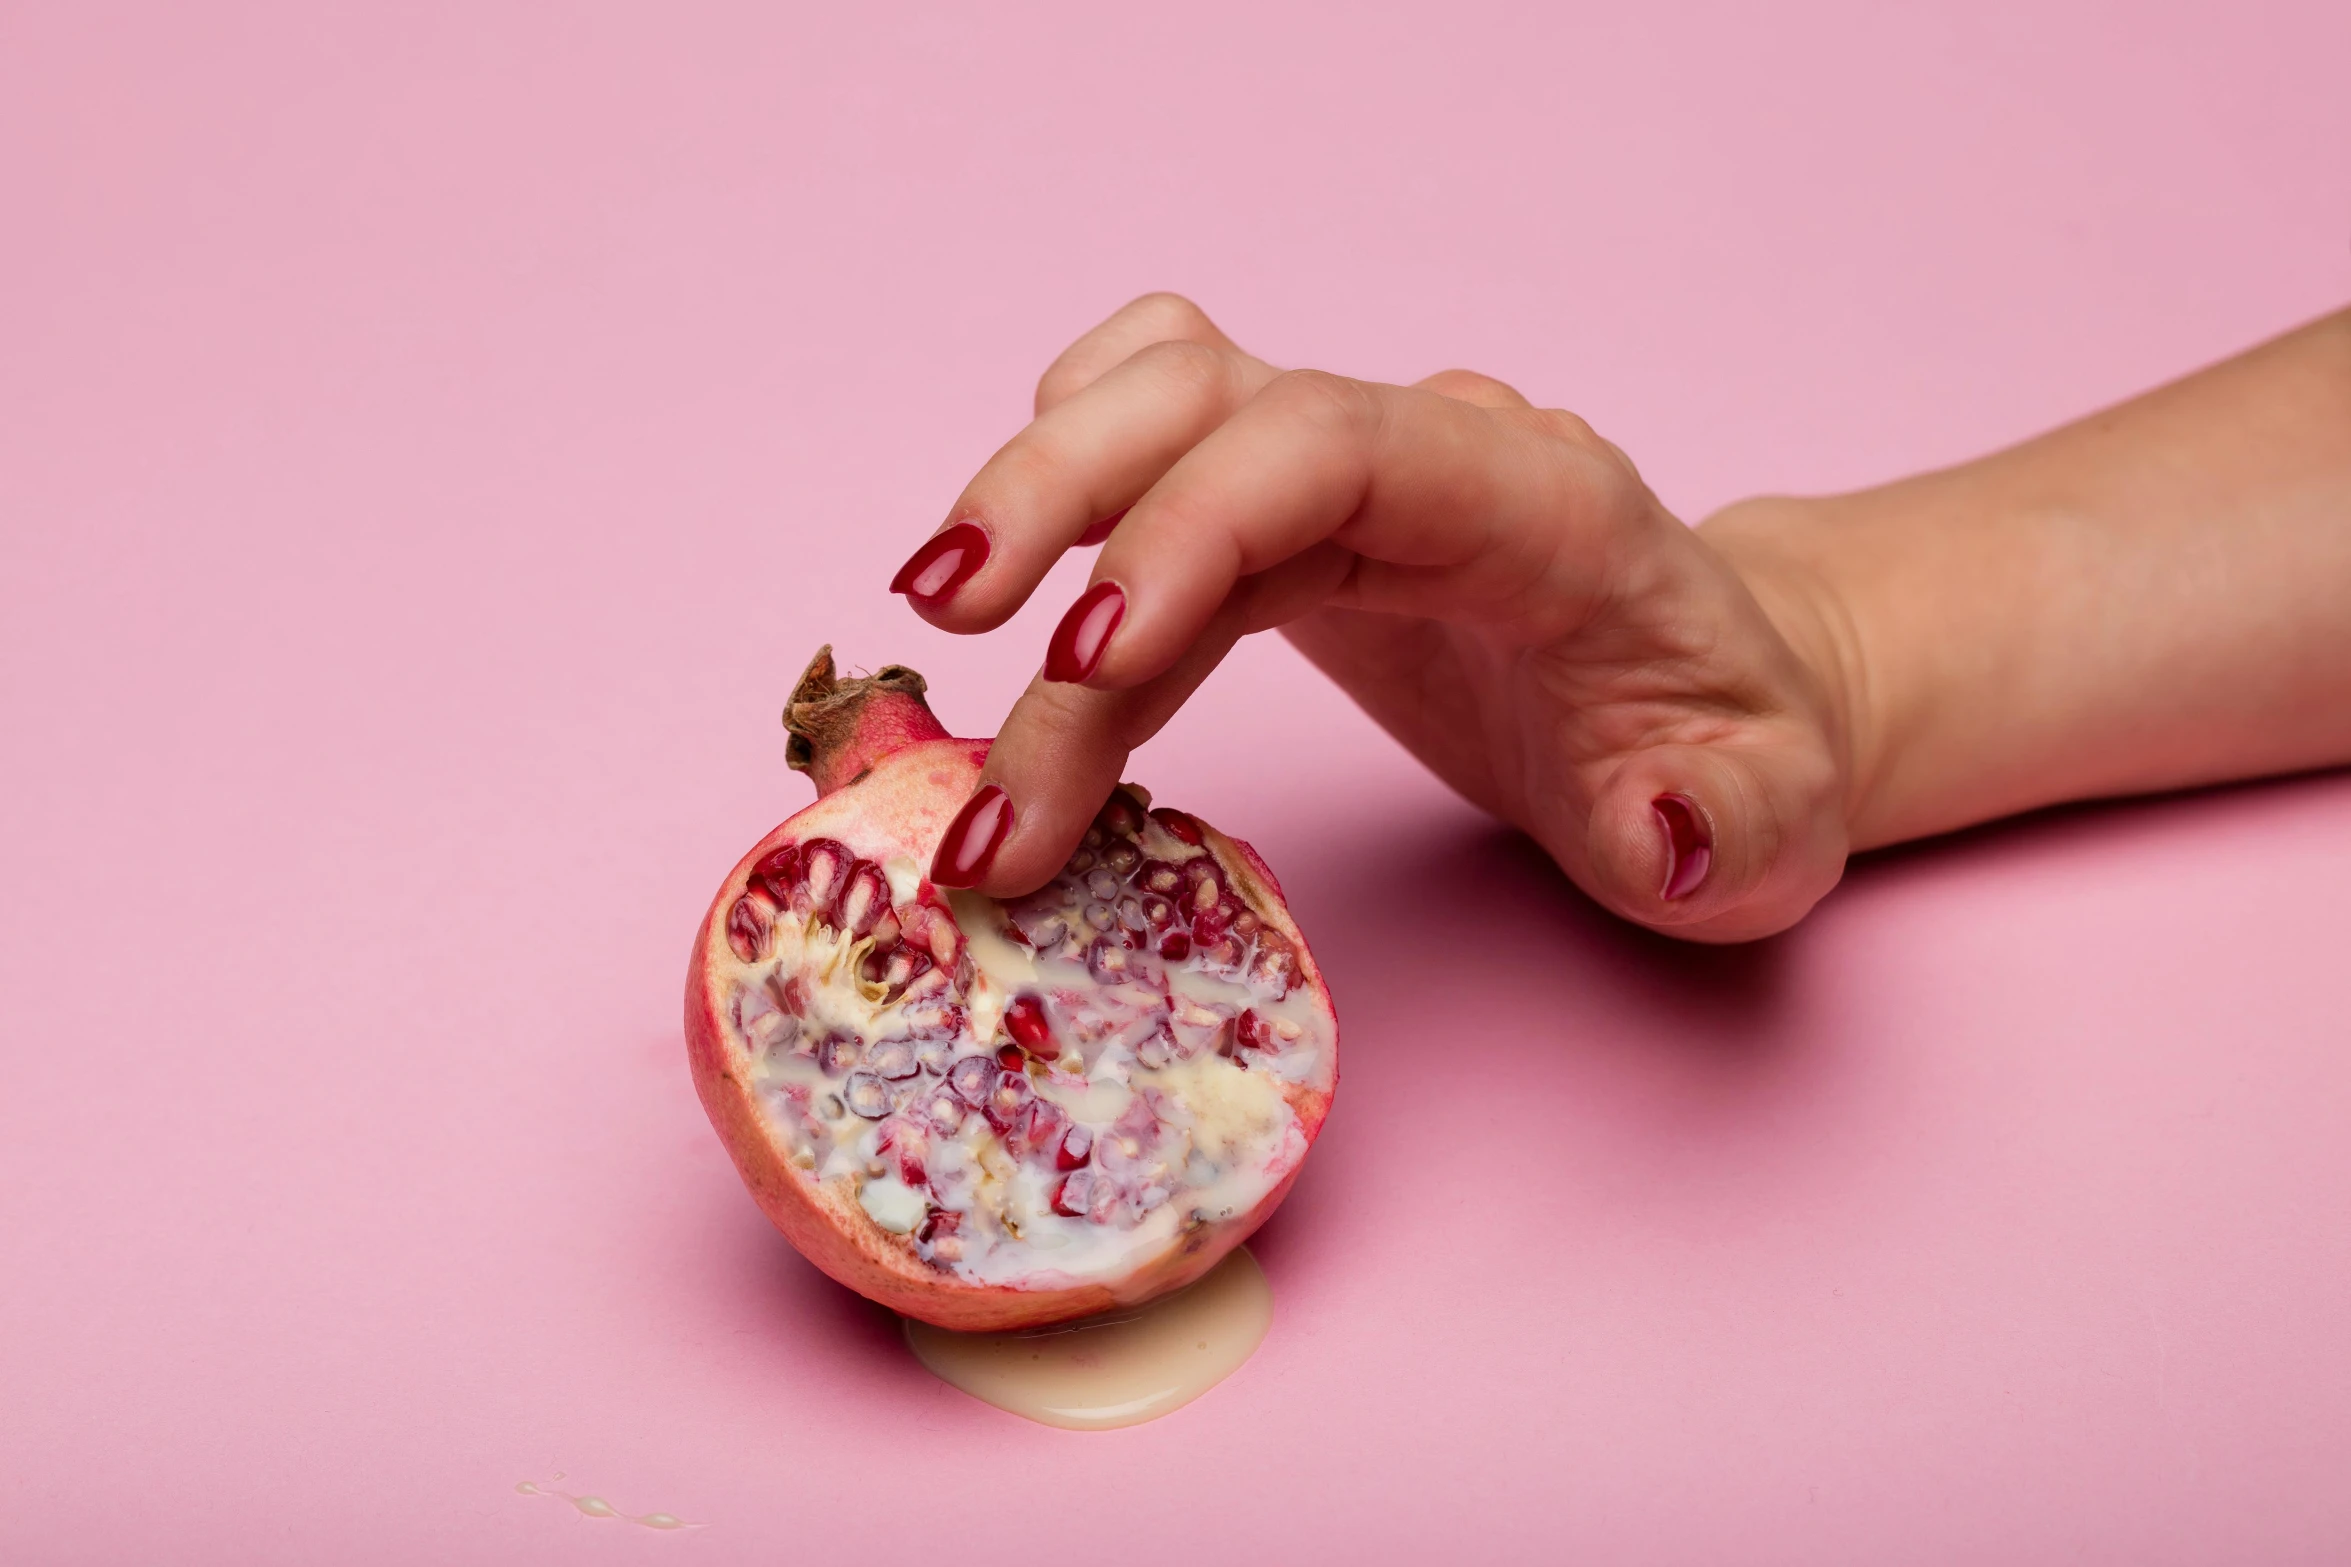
[4,3,2348,1562]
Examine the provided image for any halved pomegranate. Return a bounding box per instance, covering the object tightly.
[686,648,1339,1331]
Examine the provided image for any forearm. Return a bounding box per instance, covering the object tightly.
[1708,307,2351,850]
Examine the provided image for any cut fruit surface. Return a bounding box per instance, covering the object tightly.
[685,648,1338,1331]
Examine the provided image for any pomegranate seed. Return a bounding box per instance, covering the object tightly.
[818,1033,862,1075]
[925,1094,964,1134]
[868,1039,919,1079]
[1101,840,1141,877]
[919,1207,961,1242]
[983,1069,1034,1133]
[1085,868,1121,902]
[995,1043,1025,1070]
[1003,994,1055,1055]
[844,1074,890,1118]
[1116,896,1148,933]
[1191,903,1230,942]
[1150,807,1203,845]
[1087,940,1135,984]
[799,839,852,922]
[915,1039,954,1075]
[839,861,889,936]
[752,843,804,903]
[923,911,961,967]
[1050,1171,1093,1217]
[1231,907,1262,941]
[868,909,901,951]
[1225,1010,1277,1065]
[1082,902,1117,933]
[1064,848,1096,876]
[769,974,808,1015]
[1135,860,1182,896]
[1018,1100,1068,1160]
[1158,930,1192,963]
[1140,894,1175,929]
[882,947,931,994]
[1187,871,1222,916]
[1248,931,1297,993]
[1082,825,1105,851]
[1134,1029,1173,1069]
[726,896,770,962]
[1096,791,1145,838]
[1057,1124,1094,1170]
[1195,934,1244,974]
[948,1054,997,1105]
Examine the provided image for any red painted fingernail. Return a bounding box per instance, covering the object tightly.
[1043,581,1125,683]
[1654,793,1712,901]
[1075,510,1126,547]
[930,784,1013,887]
[890,521,990,602]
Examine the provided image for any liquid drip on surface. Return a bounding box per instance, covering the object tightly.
[902,1245,1272,1430]
[515,1477,695,1530]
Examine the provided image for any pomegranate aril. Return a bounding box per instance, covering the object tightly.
[818,1033,862,1075]
[918,1207,961,1242]
[915,1039,954,1075]
[1248,932,1297,994]
[1101,840,1141,877]
[948,1054,998,1105]
[1157,930,1192,963]
[798,839,852,922]
[1096,791,1146,838]
[1016,1100,1068,1161]
[844,1074,890,1118]
[1230,907,1262,941]
[1051,1171,1094,1218]
[1057,1124,1094,1170]
[1082,825,1105,851]
[1149,807,1203,846]
[1084,868,1121,902]
[1116,896,1148,933]
[982,1069,1034,1133]
[752,843,804,904]
[1196,934,1245,975]
[726,895,770,961]
[868,1039,920,1079]
[1002,994,1055,1056]
[1064,849,1095,876]
[995,1043,1025,1070]
[881,947,931,994]
[1134,1029,1173,1070]
[769,974,809,1016]
[1140,894,1175,929]
[1191,903,1231,942]
[1083,902,1117,933]
[839,861,889,936]
[925,1094,964,1134]
[1087,939,1139,984]
[1136,860,1182,897]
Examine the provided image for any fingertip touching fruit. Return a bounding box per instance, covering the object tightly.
[685,646,1339,1331]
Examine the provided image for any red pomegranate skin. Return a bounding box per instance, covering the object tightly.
[686,650,1338,1332]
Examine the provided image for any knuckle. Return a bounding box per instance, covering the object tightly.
[1130,336,1231,399]
[1262,366,1376,431]
[1116,291,1214,339]
[1421,367,1519,404]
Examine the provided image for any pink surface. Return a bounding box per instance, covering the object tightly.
[4,4,2348,1562]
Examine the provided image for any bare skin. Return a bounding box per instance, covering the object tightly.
[895,295,2351,942]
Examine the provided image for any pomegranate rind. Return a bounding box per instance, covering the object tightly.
[686,739,1337,1332]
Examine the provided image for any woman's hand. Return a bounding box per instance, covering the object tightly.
[891,293,1859,941]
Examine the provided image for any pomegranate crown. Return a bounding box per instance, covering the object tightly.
[783,645,954,796]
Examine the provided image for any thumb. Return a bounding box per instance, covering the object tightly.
[1579,737,1849,942]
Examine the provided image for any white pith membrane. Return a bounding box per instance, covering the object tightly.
[715,796,1335,1290]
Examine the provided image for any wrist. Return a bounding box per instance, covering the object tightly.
[1697,495,1888,847]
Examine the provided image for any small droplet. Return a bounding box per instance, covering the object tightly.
[638,1513,684,1530]
[575,1496,616,1518]
[515,1481,541,1494]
